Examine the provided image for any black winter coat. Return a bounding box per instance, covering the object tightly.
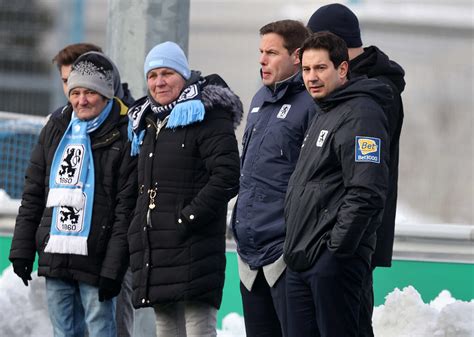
[9,99,137,286]
[128,77,242,309]
[283,77,392,271]
[351,46,405,267]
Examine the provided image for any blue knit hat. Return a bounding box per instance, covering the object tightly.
[144,41,190,80]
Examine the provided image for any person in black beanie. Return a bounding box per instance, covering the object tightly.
[308,4,406,337]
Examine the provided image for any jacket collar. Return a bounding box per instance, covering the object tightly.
[263,71,305,103]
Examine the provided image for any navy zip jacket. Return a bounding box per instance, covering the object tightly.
[233,72,316,269]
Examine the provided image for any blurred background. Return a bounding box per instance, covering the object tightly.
[0,0,472,225]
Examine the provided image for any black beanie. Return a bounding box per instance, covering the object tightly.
[307,3,362,48]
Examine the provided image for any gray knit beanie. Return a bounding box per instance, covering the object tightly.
[68,53,114,99]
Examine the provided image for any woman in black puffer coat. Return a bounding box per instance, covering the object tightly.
[127,41,241,336]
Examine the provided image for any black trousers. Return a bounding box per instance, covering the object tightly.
[240,269,288,337]
[286,248,370,337]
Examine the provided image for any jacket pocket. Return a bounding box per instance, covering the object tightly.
[175,198,191,239]
[284,182,329,270]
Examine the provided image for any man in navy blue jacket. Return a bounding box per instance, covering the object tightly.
[232,19,316,337]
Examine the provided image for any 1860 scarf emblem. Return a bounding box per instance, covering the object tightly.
[55,144,85,185]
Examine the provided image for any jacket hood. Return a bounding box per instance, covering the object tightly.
[318,76,394,114]
[202,74,244,129]
[350,46,405,94]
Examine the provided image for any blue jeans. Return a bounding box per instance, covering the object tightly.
[45,277,116,337]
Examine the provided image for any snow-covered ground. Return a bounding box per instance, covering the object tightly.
[0,266,472,337]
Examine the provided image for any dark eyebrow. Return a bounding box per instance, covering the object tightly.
[265,48,278,53]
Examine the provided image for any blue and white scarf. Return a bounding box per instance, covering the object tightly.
[128,82,205,156]
[44,99,113,255]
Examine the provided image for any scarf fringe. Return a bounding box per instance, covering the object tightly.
[130,129,145,157]
[167,100,205,128]
[46,188,84,209]
[44,235,88,256]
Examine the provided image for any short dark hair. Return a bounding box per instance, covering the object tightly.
[299,31,348,68]
[260,20,309,54]
[52,43,102,69]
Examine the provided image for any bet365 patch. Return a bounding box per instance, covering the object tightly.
[355,136,381,163]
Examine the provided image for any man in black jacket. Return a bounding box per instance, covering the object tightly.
[9,53,137,337]
[51,43,141,337]
[307,4,405,336]
[283,32,391,337]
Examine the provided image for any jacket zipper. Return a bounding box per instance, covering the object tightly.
[146,187,157,228]
[144,115,169,227]
[155,115,170,139]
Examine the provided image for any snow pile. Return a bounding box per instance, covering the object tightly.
[216,286,474,337]
[217,312,246,337]
[373,286,474,337]
[0,266,52,336]
[1,266,472,337]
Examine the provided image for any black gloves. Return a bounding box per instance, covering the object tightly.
[98,277,122,302]
[12,259,33,286]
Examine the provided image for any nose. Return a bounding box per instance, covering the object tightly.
[78,93,88,105]
[259,53,267,66]
[155,75,166,87]
[308,70,319,82]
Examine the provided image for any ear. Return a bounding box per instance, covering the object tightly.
[338,60,349,79]
[292,48,301,66]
